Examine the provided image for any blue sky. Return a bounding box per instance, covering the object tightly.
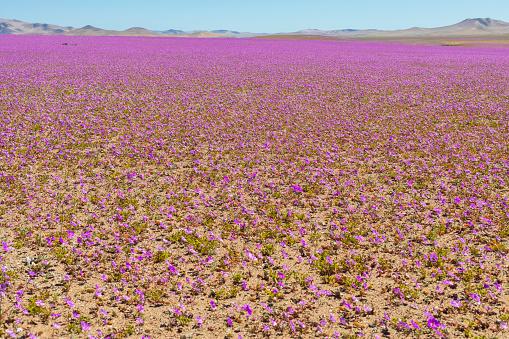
[2,0,508,33]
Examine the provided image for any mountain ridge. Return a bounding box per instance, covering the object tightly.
[0,17,508,38]
[289,18,509,38]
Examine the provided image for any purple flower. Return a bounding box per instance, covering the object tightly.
[242,304,253,316]
[469,293,481,304]
[410,320,420,330]
[398,320,411,330]
[426,315,444,330]
[245,250,257,261]
[291,184,303,193]
[65,297,75,308]
[168,264,179,275]
[450,299,462,308]
[428,252,438,263]
[81,321,91,332]
[1,241,11,253]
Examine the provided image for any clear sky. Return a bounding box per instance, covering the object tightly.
[2,0,508,33]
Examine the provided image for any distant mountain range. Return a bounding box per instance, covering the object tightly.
[1,17,508,38]
[290,18,509,38]
[0,18,256,37]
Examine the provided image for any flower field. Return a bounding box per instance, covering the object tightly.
[0,36,508,338]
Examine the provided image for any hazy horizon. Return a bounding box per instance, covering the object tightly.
[2,0,509,33]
